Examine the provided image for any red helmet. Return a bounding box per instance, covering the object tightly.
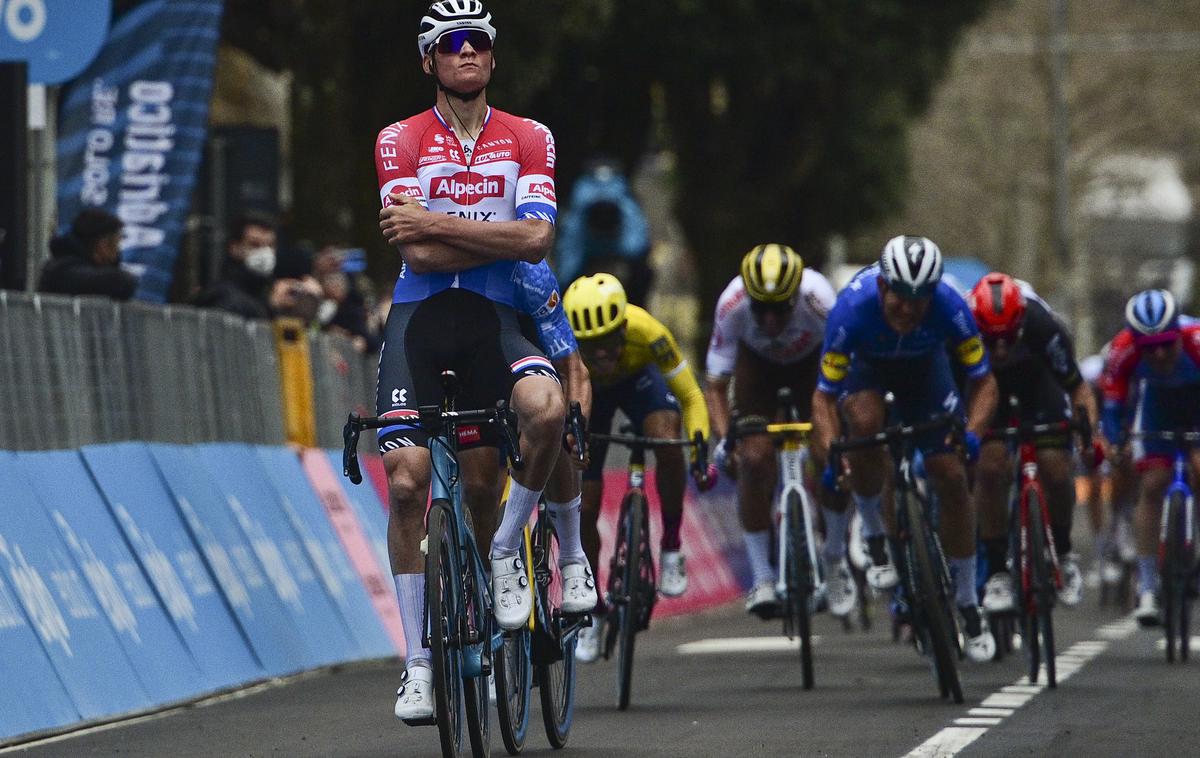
[969,272,1026,339]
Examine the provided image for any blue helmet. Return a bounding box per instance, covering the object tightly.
[1125,289,1178,337]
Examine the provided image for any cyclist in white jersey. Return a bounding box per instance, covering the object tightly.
[704,245,855,617]
[376,1,569,722]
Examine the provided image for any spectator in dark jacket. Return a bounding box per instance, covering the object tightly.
[193,212,280,320]
[39,209,137,300]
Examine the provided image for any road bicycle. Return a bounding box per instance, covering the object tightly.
[730,387,822,689]
[493,404,591,753]
[985,401,1093,687]
[343,370,522,757]
[588,428,707,710]
[830,410,965,703]
[1130,430,1200,663]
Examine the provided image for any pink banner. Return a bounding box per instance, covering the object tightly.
[301,450,406,655]
[595,470,742,617]
[363,456,390,516]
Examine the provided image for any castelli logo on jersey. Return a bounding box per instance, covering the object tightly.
[430,172,506,205]
[528,182,555,201]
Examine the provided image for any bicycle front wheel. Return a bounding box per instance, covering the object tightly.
[906,491,964,704]
[1164,490,1185,663]
[784,490,815,689]
[427,502,466,756]
[1028,490,1056,687]
[494,539,532,754]
[614,490,646,711]
[534,516,576,748]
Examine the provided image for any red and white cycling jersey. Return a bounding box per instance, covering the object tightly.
[374,106,557,305]
[705,269,836,377]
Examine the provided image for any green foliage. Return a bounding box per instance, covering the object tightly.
[221,0,991,304]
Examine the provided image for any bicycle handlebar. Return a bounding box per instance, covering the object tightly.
[589,432,698,448]
[828,412,963,456]
[1125,430,1200,444]
[342,400,524,484]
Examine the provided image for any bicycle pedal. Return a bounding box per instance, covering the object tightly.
[401,716,437,727]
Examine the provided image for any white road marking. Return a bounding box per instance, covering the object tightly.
[1154,636,1200,651]
[676,635,821,655]
[902,614,1138,758]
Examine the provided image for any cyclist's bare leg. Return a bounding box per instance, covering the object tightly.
[643,409,686,551]
[975,440,1012,580]
[491,374,567,558]
[385,447,434,668]
[1135,465,1171,595]
[459,446,504,560]
[1037,448,1075,553]
[737,430,778,589]
[545,445,589,565]
[925,451,979,609]
[841,389,893,532]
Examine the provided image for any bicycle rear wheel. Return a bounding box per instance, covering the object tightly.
[494,536,532,754]
[784,491,814,690]
[614,490,646,711]
[906,491,963,704]
[1028,491,1056,687]
[427,502,466,756]
[535,516,576,748]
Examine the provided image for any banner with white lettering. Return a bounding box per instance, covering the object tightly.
[55,0,223,302]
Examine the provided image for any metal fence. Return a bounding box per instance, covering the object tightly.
[0,290,375,451]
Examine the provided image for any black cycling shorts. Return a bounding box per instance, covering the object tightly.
[375,288,558,451]
[732,345,819,421]
[990,362,1072,449]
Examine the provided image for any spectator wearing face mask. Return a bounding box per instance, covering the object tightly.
[194,211,297,320]
[39,208,138,300]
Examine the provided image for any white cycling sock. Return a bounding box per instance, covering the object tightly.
[394,573,430,667]
[948,556,978,609]
[743,530,774,586]
[822,506,850,562]
[492,478,541,558]
[548,495,587,565]
[853,492,884,538]
[1137,555,1158,596]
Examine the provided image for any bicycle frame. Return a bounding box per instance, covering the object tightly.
[1014,439,1063,613]
[1160,447,1195,564]
[775,429,823,603]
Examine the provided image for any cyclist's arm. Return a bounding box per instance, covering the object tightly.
[704,374,732,440]
[810,388,841,469]
[964,371,998,439]
[382,194,554,270]
[554,350,592,423]
[1099,330,1138,445]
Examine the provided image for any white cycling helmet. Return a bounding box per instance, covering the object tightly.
[417,1,497,58]
[1125,288,1178,337]
[879,235,944,297]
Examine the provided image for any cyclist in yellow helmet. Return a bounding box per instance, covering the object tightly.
[562,272,713,663]
[704,244,852,619]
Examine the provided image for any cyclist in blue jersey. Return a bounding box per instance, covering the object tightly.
[810,235,999,663]
[458,261,598,616]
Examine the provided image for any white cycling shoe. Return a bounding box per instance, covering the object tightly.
[982,572,1015,614]
[660,551,688,597]
[1136,591,1161,628]
[1058,554,1084,607]
[575,615,603,664]
[395,664,434,721]
[865,536,898,590]
[560,561,598,614]
[492,555,532,630]
[745,581,781,619]
[959,605,995,663]
[824,556,858,618]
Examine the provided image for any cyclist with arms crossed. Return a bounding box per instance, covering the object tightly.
[967,273,1098,613]
[562,273,714,662]
[376,1,573,721]
[703,244,854,618]
[1100,289,1200,626]
[810,236,999,662]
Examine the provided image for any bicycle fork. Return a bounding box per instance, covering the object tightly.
[1158,454,1195,567]
[776,444,823,598]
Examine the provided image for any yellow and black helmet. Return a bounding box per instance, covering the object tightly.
[563,273,628,339]
[740,243,804,303]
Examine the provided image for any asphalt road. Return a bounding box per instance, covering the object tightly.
[5,581,1195,758]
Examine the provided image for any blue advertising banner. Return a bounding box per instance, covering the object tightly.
[0,452,152,721]
[325,451,391,579]
[18,450,213,703]
[81,443,264,687]
[0,0,110,84]
[55,0,223,302]
[193,444,362,666]
[148,444,315,676]
[256,446,396,660]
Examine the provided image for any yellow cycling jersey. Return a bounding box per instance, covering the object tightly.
[590,305,710,444]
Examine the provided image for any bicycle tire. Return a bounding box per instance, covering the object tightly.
[427,502,466,757]
[615,490,646,711]
[494,536,532,754]
[463,573,492,758]
[906,490,964,704]
[535,516,576,748]
[1028,490,1056,687]
[1164,491,1184,663]
[784,490,815,689]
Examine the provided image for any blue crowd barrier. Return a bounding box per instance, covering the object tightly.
[0,453,153,720]
[255,446,397,659]
[325,451,391,576]
[192,443,361,666]
[80,443,265,686]
[17,451,213,704]
[147,444,316,676]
